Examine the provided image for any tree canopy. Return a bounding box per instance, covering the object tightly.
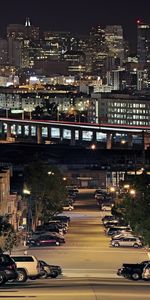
[24,161,67,228]
[113,173,150,246]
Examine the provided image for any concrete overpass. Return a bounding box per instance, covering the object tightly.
[0,118,150,149]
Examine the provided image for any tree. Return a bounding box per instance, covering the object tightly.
[113,174,150,246]
[32,106,44,119]
[0,216,17,254]
[25,161,67,228]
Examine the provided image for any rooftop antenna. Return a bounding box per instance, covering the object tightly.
[25,17,31,27]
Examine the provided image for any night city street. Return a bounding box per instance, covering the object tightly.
[1,1,150,297]
[0,190,148,300]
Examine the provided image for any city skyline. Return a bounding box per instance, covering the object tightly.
[1,0,150,52]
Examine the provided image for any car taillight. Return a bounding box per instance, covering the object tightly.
[8,263,16,270]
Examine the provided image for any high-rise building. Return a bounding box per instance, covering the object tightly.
[7,24,25,40]
[63,50,86,74]
[7,18,39,41]
[89,26,108,76]
[0,39,8,65]
[8,37,22,67]
[7,18,40,68]
[43,31,70,61]
[137,20,150,66]
[105,25,124,66]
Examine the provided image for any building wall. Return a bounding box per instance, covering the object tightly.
[0,168,10,215]
[91,93,150,126]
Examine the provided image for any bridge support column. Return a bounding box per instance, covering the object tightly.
[60,128,63,142]
[70,129,76,146]
[92,131,97,143]
[6,123,11,141]
[106,133,112,149]
[127,133,133,148]
[28,126,31,137]
[37,126,42,144]
[79,129,82,144]
[21,125,24,137]
[47,127,51,140]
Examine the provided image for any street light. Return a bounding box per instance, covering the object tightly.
[91,144,96,150]
[124,184,130,189]
[23,189,32,233]
[129,189,136,196]
[23,189,30,195]
[48,171,54,176]
[121,140,126,145]
[110,186,116,193]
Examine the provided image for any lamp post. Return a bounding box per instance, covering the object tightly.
[23,189,33,233]
[129,189,136,222]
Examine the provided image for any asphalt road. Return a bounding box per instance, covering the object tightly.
[2,189,150,299]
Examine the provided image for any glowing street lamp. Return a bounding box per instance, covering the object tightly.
[23,189,31,195]
[121,140,126,145]
[129,189,136,196]
[91,144,96,150]
[124,184,130,190]
[23,188,32,233]
[48,171,54,176]
[110,187,116,193]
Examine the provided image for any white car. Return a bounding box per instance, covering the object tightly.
[112,231,134,240]
[63,205,74,211]
[111,237,143,248]
[101,204,113,211]
[11,255,41,282]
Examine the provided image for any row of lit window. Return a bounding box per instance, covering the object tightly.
[109,119,150,125]
[108,114,150,119]
[108,102,147,108]
[107,108,150,114]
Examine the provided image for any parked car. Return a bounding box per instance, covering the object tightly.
[112,231,135,240]
[27,232,65,247]
[107,226,132,236]
[35,224,64,235]
[142,262,150,280]
[11,255,41,282]
[117,261,150,280]
[111,237,143,248]
[0,254,18,285]
[45,221,67,234]
[52,215,70,224]
[95,193,105,200]
[101,204,113,211]
[63,205,74,211]
[29,234,64,247]
[39,260,62,278]
[104,220,119,228]
[102,215,116,224]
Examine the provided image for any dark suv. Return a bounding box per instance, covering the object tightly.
[0,254,18,285]
[117,261,150,280]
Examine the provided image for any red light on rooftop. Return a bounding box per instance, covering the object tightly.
[136,19,143,25]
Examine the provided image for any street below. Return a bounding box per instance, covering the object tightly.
[1,189,149,299]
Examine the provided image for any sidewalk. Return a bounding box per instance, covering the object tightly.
[11,242,29,254]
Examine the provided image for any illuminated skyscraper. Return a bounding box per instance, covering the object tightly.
[43,31,70,61]
[89,25,107,75]
[105,25,124,66]
[137,20,150,66]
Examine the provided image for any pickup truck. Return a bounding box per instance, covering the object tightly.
[117,260,150,280]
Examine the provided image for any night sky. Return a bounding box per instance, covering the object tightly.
[1,0,150,51]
